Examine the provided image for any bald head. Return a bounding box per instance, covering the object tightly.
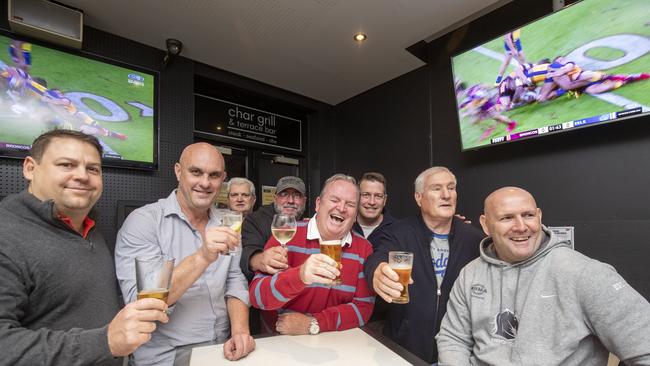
[483,187,537,216]
[480,187,543,264]
[175,142,226,215]
[179,142,224,168]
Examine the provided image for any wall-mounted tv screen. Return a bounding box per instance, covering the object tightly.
[452,0,650,151]
[0,33,158,169]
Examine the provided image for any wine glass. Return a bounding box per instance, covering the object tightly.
[271,213,297,248]
[222,211,243,255]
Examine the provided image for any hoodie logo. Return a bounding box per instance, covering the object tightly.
[470,284,487,298]
[493,309,518,340]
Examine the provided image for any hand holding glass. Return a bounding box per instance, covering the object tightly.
[135,255,175,304]
[320,239,342,285]
[222,211,243,254]
[271,214,297,248]
[388,251,413,304]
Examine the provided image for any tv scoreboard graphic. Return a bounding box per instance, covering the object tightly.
[489,107,644,145]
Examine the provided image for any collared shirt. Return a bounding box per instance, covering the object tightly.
[56,213,95,239]
[306,214,353,246]
[114,191,249,366]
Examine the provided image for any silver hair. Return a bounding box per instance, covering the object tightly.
[414,166,455,193]
[227,177,256,198]
[320,173,359,198]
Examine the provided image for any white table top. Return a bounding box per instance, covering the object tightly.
[189,328,413,366]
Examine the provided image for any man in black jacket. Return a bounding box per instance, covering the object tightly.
[239,176,307,281]
[351,172,396,246]
[239,176,306,335]
[364,166,484,364]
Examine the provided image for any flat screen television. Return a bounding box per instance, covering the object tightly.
[0,33,158,169]
[451,0,650,151]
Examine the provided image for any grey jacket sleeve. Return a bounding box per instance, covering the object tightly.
[578,261,650,365]
[0,250,118,366]
[436,267,474,366]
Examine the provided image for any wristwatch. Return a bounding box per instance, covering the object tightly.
[308,317,320,335]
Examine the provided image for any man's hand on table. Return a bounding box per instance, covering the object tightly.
[275,312,312,335]
[223,332,255,361]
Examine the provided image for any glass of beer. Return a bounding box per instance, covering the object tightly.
[222,211,243,255]
[319,239,342,286]
[135,255,175,303]
[271,213,297,248]
[388,251,413,304]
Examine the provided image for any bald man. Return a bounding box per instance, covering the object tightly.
[437,187,650,366]
[115,143,254,365]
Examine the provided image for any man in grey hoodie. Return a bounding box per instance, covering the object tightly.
[436,187,650,366]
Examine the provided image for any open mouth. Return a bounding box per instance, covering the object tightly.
[330,213,345,223]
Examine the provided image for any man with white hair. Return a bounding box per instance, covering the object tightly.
[227,177,256,216]
[364,166,484,364]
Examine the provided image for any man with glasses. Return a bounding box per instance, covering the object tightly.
[239,176,306,334]
[240,176,307,281]
[227,177,256,216]
[352,172,396,246]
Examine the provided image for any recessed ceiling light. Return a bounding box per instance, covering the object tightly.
[353,33,367,42]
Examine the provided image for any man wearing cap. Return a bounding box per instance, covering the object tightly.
[239,176,306,335]
[240,176,307,281]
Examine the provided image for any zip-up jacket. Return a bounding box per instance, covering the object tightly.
[364,215,484,363]
[0,191,122,365]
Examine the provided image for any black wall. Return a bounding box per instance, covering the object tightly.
[334,0,650,300]
[0,1,334,250]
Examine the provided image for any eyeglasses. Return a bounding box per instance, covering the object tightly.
[360,192,386,200]
[229,193,252,198]
[277,191,304,199]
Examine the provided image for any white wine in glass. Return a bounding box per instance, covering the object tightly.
[271,214,297,248]
[222,211,243,255]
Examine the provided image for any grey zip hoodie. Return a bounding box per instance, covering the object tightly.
[437,226,650,366]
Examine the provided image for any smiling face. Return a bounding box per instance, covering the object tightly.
[274,188,306,217]
[415,171,457,222]
[315,179,359,241]
[480,187,543,264]
[23,137,103,219]
[175,143,226,215]
[358,179,387,224]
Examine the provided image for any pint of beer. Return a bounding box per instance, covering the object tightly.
[135,255,175,304]
[388,251,413,304]
[319,239,342,285]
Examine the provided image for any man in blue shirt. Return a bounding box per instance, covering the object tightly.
[115,142,254,365]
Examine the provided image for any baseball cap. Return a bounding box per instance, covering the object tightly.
[276,176,306,196]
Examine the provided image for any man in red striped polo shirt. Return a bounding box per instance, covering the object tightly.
[249,174,374,335]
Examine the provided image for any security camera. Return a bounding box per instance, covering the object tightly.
[166,38,183,56]
[163,38,183,68]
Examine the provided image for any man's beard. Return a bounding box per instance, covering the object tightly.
[273,202,305,219]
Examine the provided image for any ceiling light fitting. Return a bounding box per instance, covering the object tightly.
[353,33,367,42]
